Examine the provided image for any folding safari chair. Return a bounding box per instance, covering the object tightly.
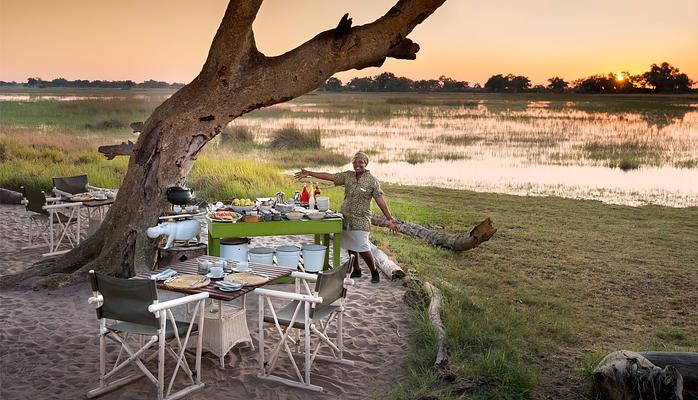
[52,174,91,197]
[20,186,82,257]
[52,174,113,224]
[86,270,208,400]
[255,255,355,392]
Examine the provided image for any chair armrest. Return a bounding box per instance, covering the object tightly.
[291,271,318,282]
[87,184,108,191]
[148,292,209,313]
[52,188,73,199]
[43,202,83,210]
[254,288,323,303]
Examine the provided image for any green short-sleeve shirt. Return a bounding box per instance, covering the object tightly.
[333,170,384,231]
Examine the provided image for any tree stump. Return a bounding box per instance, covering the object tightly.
[594,350,683,400]
[157,242,207,270]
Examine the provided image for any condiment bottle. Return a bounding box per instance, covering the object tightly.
[300,183,309,208]
[313,183,321,209]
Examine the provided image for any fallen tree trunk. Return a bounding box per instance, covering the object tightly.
[423,281,449,371]
[593,350,684,400]
[369,242,405,279]
[641,352,698,400]
[371,215,496,251]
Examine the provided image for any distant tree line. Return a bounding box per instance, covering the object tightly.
[319,62,694,94]
[0,77,185,89]
[1,62,692,93]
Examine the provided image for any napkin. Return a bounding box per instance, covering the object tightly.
[150,268,177,280]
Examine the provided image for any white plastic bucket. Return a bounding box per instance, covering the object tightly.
[316,196,330,211]
[302,244,326,273]
[220,237,249,263]
[276,245,300,268]
[249,247,274,265]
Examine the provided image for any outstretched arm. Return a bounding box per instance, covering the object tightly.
[294,169,334,182]
[375,196,398,233]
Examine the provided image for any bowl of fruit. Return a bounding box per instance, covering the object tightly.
[231,198,256,213]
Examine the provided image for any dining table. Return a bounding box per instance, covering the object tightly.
[137,255,296,367]
[207,216,343,270]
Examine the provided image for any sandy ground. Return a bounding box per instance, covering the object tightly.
[0,204,411,399]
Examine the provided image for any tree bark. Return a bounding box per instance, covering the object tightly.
[641,352,698,400]
[6,0,446,288]
[424,281,449,371]
[593,350,684,400]
[372,215,496,251]
[369,242,405,279]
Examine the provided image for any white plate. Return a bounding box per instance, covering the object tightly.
[217,285,242,292]
[231,267,251,273]
[206,272,226,279]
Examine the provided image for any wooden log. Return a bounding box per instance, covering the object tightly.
[371,215,496,251]
[98,140,134,160]
[641,352,698,400]
[156,242,207,270]
[369,242,405,279]
[593,350,683,400]
[423,281,449,371]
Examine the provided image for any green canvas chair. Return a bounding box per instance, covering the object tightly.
[254,255,355,392]
[86,270,208,400]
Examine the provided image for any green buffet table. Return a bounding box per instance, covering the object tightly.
[207,218,343,269]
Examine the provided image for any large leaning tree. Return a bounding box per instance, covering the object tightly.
[7,0,447,288]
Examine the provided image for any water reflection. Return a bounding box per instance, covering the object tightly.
[316,160,698,207]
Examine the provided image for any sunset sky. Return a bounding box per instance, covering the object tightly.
[1,0,697,86]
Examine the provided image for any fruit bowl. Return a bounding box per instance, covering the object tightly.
[286,211,304,221]
[305,211,326,220]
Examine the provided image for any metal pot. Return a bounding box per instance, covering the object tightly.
[166,186,193,205]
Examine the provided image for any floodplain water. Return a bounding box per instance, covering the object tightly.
[2,90,696,207]
[237,94,698,207]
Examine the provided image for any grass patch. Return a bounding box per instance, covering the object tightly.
[386,97,426,105]
[405,151,429,164]
[268,124,321,149]
[439,134,483,146]
[371,184,698,399]
[220,124,254,143]
[582,140,664,168]
[84,118,126,130]
[674,159,698,168]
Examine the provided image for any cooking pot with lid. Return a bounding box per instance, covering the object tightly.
[166,186,193,205]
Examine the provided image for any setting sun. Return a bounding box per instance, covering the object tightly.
[616,73,624,81]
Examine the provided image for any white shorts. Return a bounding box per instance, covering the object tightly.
[340,230,370,252]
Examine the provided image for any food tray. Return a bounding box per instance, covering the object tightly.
[163,274,210,289]
[69,193,95,202]
[225,272,270,286]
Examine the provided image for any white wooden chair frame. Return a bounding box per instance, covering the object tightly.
[43,201,82,257]
[53,184,114,223]
[255,271,355,392]
[21,195,83,257]
[87,281,209,400]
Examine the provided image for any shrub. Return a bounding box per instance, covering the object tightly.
[84,118,125,130]
[269,125,321,149]
[221,125,254,143]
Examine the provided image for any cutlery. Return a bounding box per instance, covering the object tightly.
[190,277,208,287]
[248,270,271,278]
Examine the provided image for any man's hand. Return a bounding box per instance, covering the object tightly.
[387,217,398,233]
[294,169,310,180]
